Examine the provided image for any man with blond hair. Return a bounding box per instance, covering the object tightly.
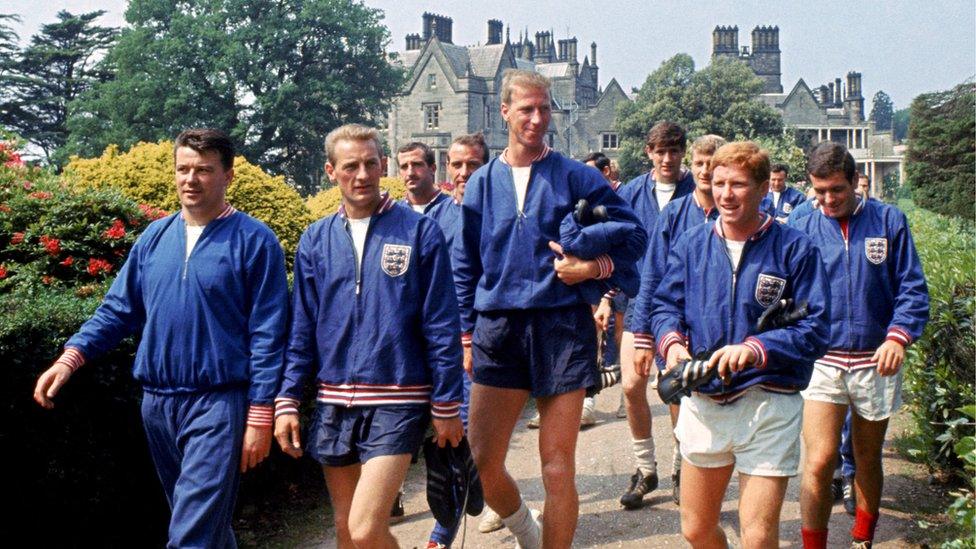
[275,123,464,548]
[454,69,645,548]
[650,141,829,548]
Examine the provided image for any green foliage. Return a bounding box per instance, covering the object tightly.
[943,406,975,548]
[64,140,315,263]
[870,90,894,132]
[615,55,784,179]
[0,10,117,167]
[66,0,405,194]
[905,80,975,219]
[306,177,405,219]
[750,133,809,187]
[893,108,910,142]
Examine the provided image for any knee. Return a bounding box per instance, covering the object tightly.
[681,515,721,546]
[348,516,385,548]
[622,376,646,399]
[540,458,575,492]
[803,449,837,481]
[740,521,777,547]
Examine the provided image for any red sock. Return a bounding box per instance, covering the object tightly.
[851,508,879,541]
[801,527,828,549]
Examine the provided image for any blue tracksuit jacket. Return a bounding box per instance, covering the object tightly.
[278,194,463,418]
[617,169,695,272]
[647,216,831,396]
[761,186,806,221]
[402,191,450,215]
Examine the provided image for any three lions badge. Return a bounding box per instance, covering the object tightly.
[865,238,887,265]
[755,274,787,307]
[381,244,411,276]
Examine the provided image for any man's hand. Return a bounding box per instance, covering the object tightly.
[707,344,757,382]
[432,416,463,448]
[33,363,74,409]
[594,298,612,331]
[463,346,473,378]
[240,424,272,473]
[548,241,600,285]
[872,340,905,376]
[633,348,655,377]
[273,414,303,459]
[665,344,692,371]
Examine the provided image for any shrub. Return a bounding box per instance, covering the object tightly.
[64,141,315,261]
[306,177,406,219]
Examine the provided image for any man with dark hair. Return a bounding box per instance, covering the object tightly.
[275,124,463,548]
[856,174,871,198]
[612,120,695,509]
[398,141,448,213]
[762,163,805,223]
[795,142,928,549]
[650,141,829,547]
[583,151,613,184]
[34,128,289,548]
[455,69,645,548]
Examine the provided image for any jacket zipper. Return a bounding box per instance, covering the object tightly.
[182,222,213,280]
[840,220,854,350]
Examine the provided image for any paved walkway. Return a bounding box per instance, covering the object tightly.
[303,383,928,548]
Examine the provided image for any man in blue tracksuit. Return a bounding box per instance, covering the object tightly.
[795,142,928,549]
[638,141,830,548]
[399,141,450,214]
[761,163,806,223]
[609,121,695,510]
[629,133,725,506]
[424,132,489,549]
[33,128,289,548]
[274,124,463,549]
[454,69,645,548]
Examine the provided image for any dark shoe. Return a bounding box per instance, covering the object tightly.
[842,475,856,516]
[831,476,844,501]
[671,472,680,505]
[620,468,659,509]
[390,490,405,523]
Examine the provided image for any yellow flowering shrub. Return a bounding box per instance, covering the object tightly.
[306,177,406,219]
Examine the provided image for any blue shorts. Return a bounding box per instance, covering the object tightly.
[472,304,598,397]
[611,293,629,314]
[623,298,637,331]
[306,404,430,467]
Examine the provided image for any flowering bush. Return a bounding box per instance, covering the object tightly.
[306,177,409,219]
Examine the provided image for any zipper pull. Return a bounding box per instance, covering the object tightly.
[356,281,361,295]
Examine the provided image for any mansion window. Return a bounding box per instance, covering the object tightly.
[602,132,619,150]
[424,103,440,130]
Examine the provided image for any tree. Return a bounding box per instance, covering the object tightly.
[0,11,117,167]
[0,13,19,77]
[869,90,894,132]
[892,108,910,142]
[615,55,784,179]
[905,80,975,219]
[67,0,404,195]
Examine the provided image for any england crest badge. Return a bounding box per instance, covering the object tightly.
[381,244,411,277]
[783,202,793,214]
[865,238,887,265]
[755,273,787,307]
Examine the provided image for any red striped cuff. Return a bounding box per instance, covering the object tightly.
[432,401,462,419]
[633,332,655,350]
[657,331,686,357]
[246,404,274,428]
[55,347,86,372]
[743,337,767,369]
[603,288,618,300]
[274,397,301,418]
[595,255,614,280]
[461,333,472,348]
[885,327,911,346]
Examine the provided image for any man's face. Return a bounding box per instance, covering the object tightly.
[769,170,787,192]
[690,150,714,193]
[397,148,436,196]
[857,176,870,198]
[585,160,613,184]
[175,147,232,215]
[447,143,485,202]
[811,171,857,219]
[501,85,551,149]
[711,164,768,228]
[646,144,684,184]
[326,139,385,213]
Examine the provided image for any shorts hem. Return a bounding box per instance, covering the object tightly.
[735,466,798,477]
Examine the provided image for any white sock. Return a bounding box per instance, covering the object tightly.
[502,500,541,549]
[633,436,657,476]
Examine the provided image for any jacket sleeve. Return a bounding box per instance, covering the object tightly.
[577,168,647,264]
[243,230,289,415]
[276,228,319,417]
[884,210,929,345]
[744,240,831,370]
[419,220,464,418]
[631,209,673,342]
[65,235,147,362]
[648,235,690,354]
[453,172,485,337]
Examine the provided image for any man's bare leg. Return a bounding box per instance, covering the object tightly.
[850,412,890,515]
[679,460,733,548]
[739,472,790,548]
[799,400,847,531]
[325,454,411,549]
[620,331,651,438]
[323,464,362,549]
[468,383,530,517]
[537,389,586,548]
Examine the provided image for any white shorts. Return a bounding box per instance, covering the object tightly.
[801,362,902,422]
[675,388,803,477]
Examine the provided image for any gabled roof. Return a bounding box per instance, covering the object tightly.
[535,62,572,78]
[467,43,508,78]
[595,78,630,108]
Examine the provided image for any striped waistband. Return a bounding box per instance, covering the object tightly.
[816,350,876,370]
[698,384,798,406]
[314,382,460,419]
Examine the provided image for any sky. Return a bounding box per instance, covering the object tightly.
[3,0,974,112]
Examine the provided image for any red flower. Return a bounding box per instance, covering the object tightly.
[0,264,7,279]
[139,204,168,221]
[10,232,24,245]
[21,181,32,190]
[103,219,127,239]
[42,275,53,285]
[4,152,24,168]
[39,234,61,256]
[60,256,74,266]
[87,258,113,276]
[0,204,10,213]
[28,191,52,200]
